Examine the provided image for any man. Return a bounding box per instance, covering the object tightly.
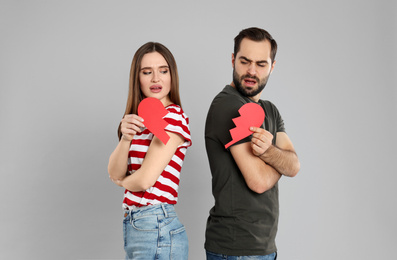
[204,27,300,259]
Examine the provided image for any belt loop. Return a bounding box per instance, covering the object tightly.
[161,204,168,217]
[129,210,133,225]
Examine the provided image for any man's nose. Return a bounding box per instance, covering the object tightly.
[247,63,256,75]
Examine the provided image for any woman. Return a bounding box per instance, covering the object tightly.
[108,42,191,259]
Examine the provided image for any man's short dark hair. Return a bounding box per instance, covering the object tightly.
[234,27,278,63]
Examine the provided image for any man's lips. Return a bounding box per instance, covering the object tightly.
[243,77,257,87]
[150,85,162,93]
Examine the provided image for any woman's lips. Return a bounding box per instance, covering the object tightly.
[150,85,162,93]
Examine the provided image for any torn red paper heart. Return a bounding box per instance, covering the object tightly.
[138,97,170,145]
[225,103,265,149]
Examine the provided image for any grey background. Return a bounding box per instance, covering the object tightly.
[1,0,396,259]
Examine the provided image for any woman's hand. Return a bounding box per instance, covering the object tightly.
[108,114,144,181]
[120,114,145,141]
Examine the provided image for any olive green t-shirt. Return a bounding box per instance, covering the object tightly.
[204,85,285,256]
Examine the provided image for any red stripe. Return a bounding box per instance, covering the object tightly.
[143,191,178,204]
[164,118,190,136]
[131,191,144,197]
[174,150,185,160]
[128,164,141,171]
[129,150,146,159]
[123,189,177,207]
[153,182,178,197]
[168,159,182,172]
[123,195,143,206]
[166,108,179,114]
[140,129,151,135]
[131,139,151,146]
[161,170,180,185]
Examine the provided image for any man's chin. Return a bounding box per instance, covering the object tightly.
[242,87,257,95]
[242,83,257,89]
[238,89,256,97]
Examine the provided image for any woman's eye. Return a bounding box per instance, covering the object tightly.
[142,70,152,75]
[160,69,169,74]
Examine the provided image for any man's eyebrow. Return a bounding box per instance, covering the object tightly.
[239,56,252,62]
[256,60,269,65]
[239,56,268,64]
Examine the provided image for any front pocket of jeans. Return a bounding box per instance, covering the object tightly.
[170,225,185,235]
[131,215,159,231]
[170,226,188,259]
[158,215,177,228]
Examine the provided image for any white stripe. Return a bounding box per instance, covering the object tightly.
[129,157,144,166]
[164,111,183,120]
[130,144,149,152]
[157,175,179,190]
[143,197,177,205]
[123,194,178,208]
[165,122,190,135]
[165,115,190,131]
[164,164,181,179]
[164,112,190,129]
[133,132,153,140]
[124,191,144,204]
[149,186,178,201]
[166,105,181,113]
[171,154,184,166]
[124,182,178,202]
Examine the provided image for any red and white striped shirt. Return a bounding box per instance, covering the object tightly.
[122,104,191,208]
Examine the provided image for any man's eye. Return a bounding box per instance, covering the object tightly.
[240,61,248,65]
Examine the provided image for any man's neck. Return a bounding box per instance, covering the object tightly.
[230,82,261,102]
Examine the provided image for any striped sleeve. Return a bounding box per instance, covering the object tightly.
[164,105,192,148]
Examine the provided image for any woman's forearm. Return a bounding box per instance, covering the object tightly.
[121,133,184,192]
[108,138,131,180]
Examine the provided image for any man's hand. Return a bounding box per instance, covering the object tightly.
[250,127,273,157]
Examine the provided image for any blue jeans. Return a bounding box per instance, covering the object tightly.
[123,204,188,260]
[206,250,277,260]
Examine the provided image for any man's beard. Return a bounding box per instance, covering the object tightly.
[232,68,270,98]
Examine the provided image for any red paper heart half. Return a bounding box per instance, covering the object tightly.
[138,97,170,145]
[225,103,265,149]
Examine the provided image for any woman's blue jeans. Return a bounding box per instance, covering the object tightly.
[206,250,277,260]
[123,204,188,260]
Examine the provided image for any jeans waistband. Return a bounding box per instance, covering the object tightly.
[124,204,176,219]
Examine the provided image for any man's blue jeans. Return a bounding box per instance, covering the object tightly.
[206,250,277,260]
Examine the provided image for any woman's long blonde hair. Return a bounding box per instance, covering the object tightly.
[117,42,181,140]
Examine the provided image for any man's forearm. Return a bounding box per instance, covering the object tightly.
[259,145,300,177]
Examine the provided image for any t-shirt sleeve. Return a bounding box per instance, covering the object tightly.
[207,96,250,149]
[163,105,192,148]
[272,102,285,133]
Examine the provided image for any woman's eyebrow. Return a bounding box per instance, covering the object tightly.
[140,65,169,70]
